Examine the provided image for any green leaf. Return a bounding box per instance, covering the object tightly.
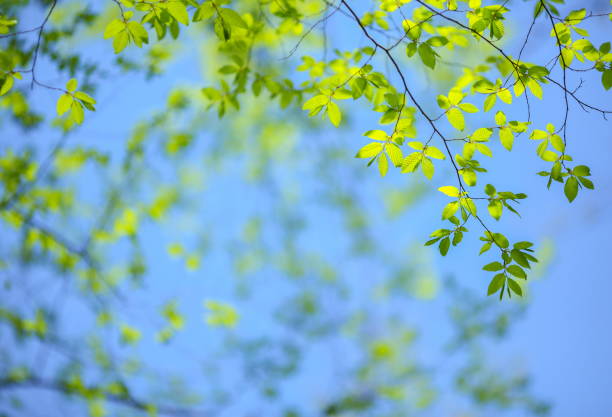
[487,200,503,220]
[507,278,523,296]
[458,103,478,113]
[511,249,530,268]
[452,230,463,245]
[0,76,14,96]
[603,70,612,91]
[327,101,341,127]
[167,2,190,26]
[386,143,403,167]
[492,232,509,249]
[483,261,503,271]
[406,42,417,57]
[527,79,543,99]
[507,264,527,279]
[442,202,459,219]
[194,3,215,21]
[401,152,421,173]
[302,95,328,111]
[530,129,548,140]
[578,176,594,190]
[424,146,446,160]
[462,169,477,186]
[513,241,533,250]
[66,78,78,92]
[364,130,388,141]
[70,101,85,124]
[463,142,476,159]
[408,141,424,150]
[497,88,512,104]
[446,107,465,131]
[418,43,437,69]
[550,135,565,152]
[104,19,125,39]
[483,94,497,112]
[438,186,460,197]
[494,111,506,126]
[56,94,73,116]
[573,165,590,177]
[214,17,231,41]
[460,197,477,216]
[218,8,247,29]
[74,91,96,105]
[436,95,450,109]
[421,157,434,179]
[378,153,389,177]
[479,242,492,254]
[471,128,493,142]
[113,30,129,53]
[487,273,505,295]
[356,142,383,158]
[541,150,558,162]
[564,176,579,202]
[499,127,514,151]
[128,21,149,46]
[439,237,450,256]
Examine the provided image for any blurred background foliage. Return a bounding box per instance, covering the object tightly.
[1,0,610,416]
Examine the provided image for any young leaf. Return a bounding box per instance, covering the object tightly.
[66,78,78,92]
[446,108,465,131]
[327,101,342,127]
[421,157,435,179]
[439,237,450,256]
[57,94,73,116]
[483,261,503,271]
[507,264,527,279]
[401,152,421,173]
[438,186,460,197]
[378,153,389,177]
[442,202,459,219]
[0,76,14,96]
[167,2,190,26]
[487,273,505,295]
[356,142,383,158]
[564,176,579,202]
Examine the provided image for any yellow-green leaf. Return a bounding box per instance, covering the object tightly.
[499,127,514,151]
[488,200,503,220]
[66,78,78,92]
[364,129,388,141]
[104,19,125,39]
[446,107,465,131]
[442,201,459,219]
[356,142,383,158]
[438,185,460,197]
[378,153,389,177]
[70,101,84,124]
[401,152,421,173]
[167,2,190,26]
[386,143,403,167]
[74,91,96,105]
[497,88,513,104]
[0,76,14,96]
[113,30,129,54]
[327,101,341,127]
[56,94,73,116]
[424,146,446,160]
[421,157,434,179]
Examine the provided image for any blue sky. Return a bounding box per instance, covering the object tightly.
[5,1,612,416]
